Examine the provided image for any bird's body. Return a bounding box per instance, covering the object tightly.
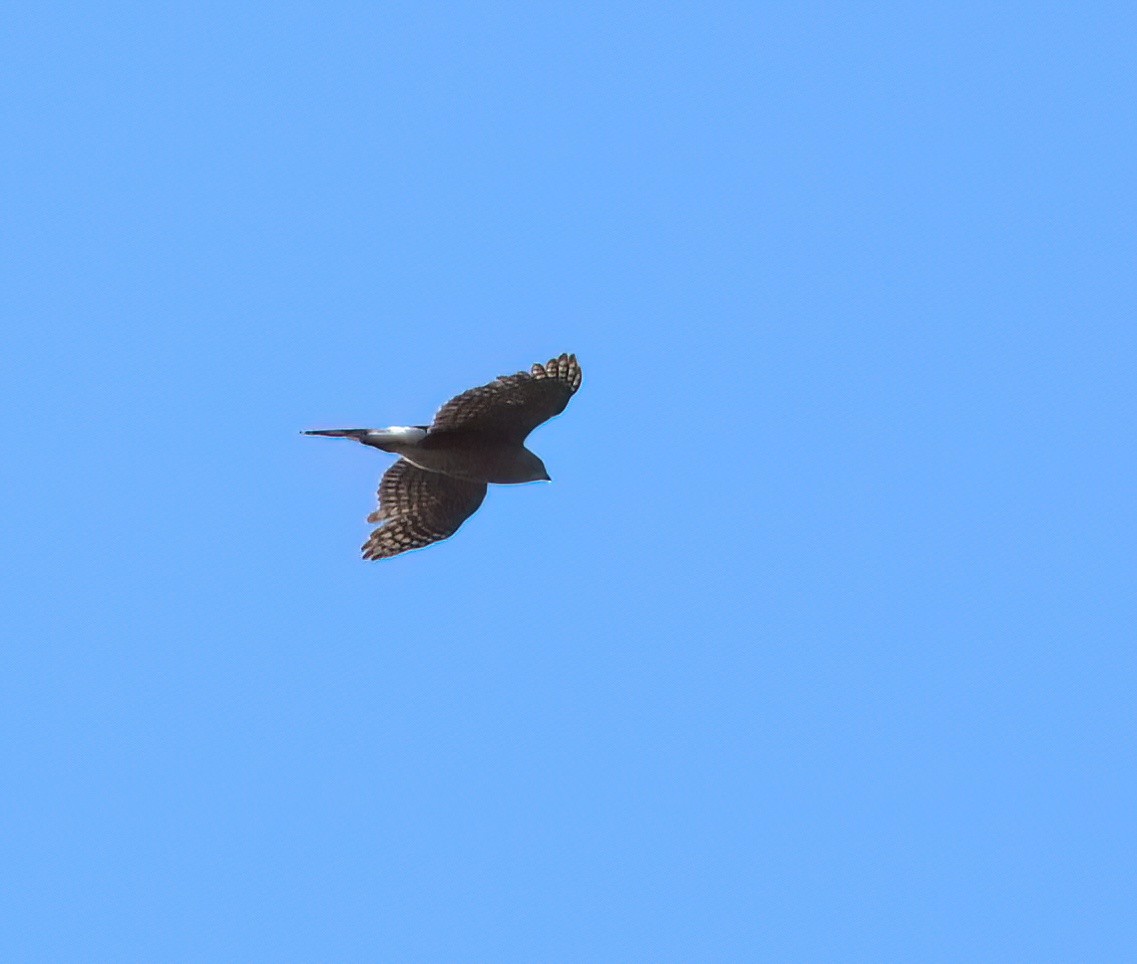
[311,427,549,484]
[305,353,581,559]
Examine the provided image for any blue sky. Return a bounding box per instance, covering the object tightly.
[3,2,1134,959]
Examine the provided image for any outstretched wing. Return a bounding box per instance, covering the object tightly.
[362,460,487,560]
[429,353,582,443]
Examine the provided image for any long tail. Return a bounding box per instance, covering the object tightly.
[302,426,428,451]
[302,428,374,440]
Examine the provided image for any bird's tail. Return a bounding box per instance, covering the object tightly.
[302,428,374,441]
[302,426,428,450]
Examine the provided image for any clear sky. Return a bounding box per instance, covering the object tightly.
[3,2,1134,960]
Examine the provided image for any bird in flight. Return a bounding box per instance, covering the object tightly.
[305,353,582,560]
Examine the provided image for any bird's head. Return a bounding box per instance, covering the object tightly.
[516,448,551,483]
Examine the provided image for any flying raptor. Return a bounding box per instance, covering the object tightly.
[305,353,582,560]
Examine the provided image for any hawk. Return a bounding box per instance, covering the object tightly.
[305,353,582,560]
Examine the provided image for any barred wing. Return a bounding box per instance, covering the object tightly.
[362,460,487,560]
[430,353,582,443]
